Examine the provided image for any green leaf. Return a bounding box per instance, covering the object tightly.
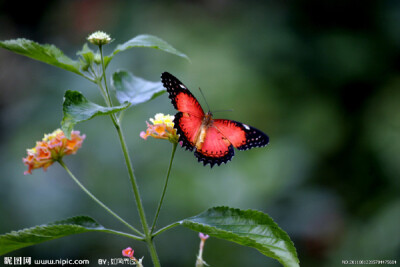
[77,43,95,71]
[181,206,299,267]
[103,55,113,68]
[108,34,190,65]
[0,38,82,76]
[111,70,165,106]
[0,216,107,255]
[62,90,130,138]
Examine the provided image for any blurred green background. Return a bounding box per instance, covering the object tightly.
[1,0,399,266]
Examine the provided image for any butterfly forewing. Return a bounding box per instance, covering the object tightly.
[213,119,269,150]
[161,72,204,118]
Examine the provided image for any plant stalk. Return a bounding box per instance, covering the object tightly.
[112,121,161,267]
[102,229,144,241]
[58,160,143,237]
[151,142,178,233]
[152,222,181,238]
[98,48,161,267]
[99,45,113,107]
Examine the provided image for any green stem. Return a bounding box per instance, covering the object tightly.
[147,240,160,267]
[95,80,110,106]
[99,45,113,107]
[82,73,96,84]
[58,160,143,237]
[97,45,160,267]
[101,229,144,241]
[113,122,147,231]
[151,142,178,233]
[88,60,109,106]
[113,121,161,267]
[152,222,181,238]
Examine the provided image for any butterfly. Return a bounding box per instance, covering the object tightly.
[161,72,269,167]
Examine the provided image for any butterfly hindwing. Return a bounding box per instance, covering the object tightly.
[194,119,269,167]
[213,119,269,150]
[194,126,235,167]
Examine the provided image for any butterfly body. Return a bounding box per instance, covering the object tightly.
[162,72,269,167]
[190,112,214,149]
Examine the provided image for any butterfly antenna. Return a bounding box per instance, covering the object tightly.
[212,109,234,113]
[198,87,211,113]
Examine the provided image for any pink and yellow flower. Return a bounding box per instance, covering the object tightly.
[23,129,86,175]
[122,247,135,258]
[122,247,143,266]
[140,113,178,143]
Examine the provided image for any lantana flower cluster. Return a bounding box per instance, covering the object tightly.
[140,113,178,143]
[23,129,86,175]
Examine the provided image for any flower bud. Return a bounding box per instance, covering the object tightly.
[87,31,111,46]
[94,53,102,64]
[196,232,210,266]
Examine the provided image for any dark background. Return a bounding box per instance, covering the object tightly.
[0,0,399,266]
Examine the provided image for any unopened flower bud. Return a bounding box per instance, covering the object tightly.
[94,53,102,64]
[199,233,210,241]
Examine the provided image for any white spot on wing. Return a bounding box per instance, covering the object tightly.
[242,124,250,130]
[179,84,186,89]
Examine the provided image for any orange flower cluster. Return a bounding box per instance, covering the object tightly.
[140,113,178,143]
[23,129,86,175]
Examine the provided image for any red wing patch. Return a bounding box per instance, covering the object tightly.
[174,112,202,151]
[194,126,235,167]
[214,119,269,150]
[212,119,247,148]
[161,72,204,118]
[175,92,204,118]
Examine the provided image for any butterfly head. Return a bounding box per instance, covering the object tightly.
[203,112,213,125]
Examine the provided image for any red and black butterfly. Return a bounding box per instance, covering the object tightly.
[161,72,269,167]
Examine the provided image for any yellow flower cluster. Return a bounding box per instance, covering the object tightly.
[23,129,86,175]
[140,113,178,143]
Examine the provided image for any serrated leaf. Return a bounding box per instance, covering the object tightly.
[0,216,107,255]
[0,38,82,76]
[181,206,299,267]
[61,90,130,138]
[111,70,165,106]
[108,34,190,65]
